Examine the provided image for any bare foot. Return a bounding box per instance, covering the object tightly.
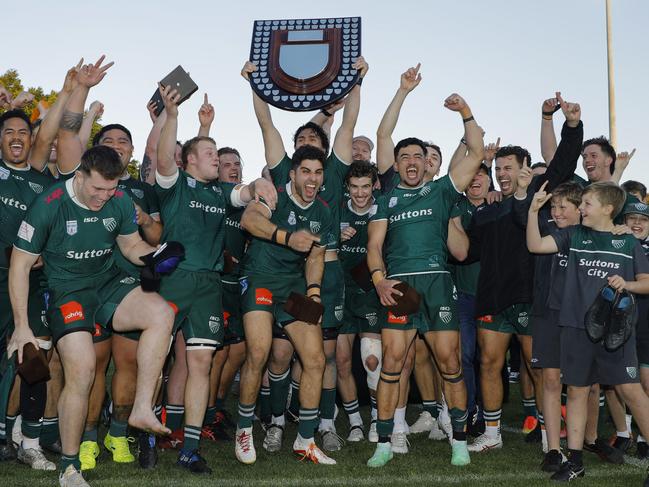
[129,408,171,436]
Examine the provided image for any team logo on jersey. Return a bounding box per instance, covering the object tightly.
[255,288,273,305]
[611,239,625,249]
[518,312,529,327]
[439,307,452,324]
[310,221,321,233]
[208,315,221,334]
[60,301,85,325]
[288,210,297,225]
[29,182,43,194]
[366,313,378,327]
[387,311,407,325]
[119,276,136,285]
[389,197,398,208]
[187,177,196,188]
[103,218,117,232]
[369,204,377,217]
[334,305,344,321]
[627,367,638,379]
[418,185,431,197]
[66,220,78,236]
[131,188,144,199]
[0,166,9,180]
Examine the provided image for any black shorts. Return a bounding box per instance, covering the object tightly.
[636,298,649,367]
[560,326,640,387]
[531,309,561,369]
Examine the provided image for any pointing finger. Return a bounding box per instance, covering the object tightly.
[204,93,208,104]
[630,148,636,158]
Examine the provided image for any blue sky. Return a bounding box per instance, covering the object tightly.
[5,0,648,185]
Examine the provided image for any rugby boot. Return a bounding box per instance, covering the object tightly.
[320,428,345,452]
[584,285,616,343]
[347,424,364,442]
[157,428,184,450]
[262,424,283,453]
[367,442,393,467]
[103,433,135,463]
[541,449,565,473]
[468,433,503,452]
[368,420,378,443]
[451,439,470,466]
[584,438,624,464]
[78,440,100,471]
[17,444,56,470]
[390,431,409,453]
[235,427,256,464]
[550,460,585,482]
[137,432,157,469]
[293,437,336,465]
[637,441,649,459]
[177,448,211,474]
[409,411,434,434]
[59,464,90,487]
[605,291,635,351]
[522,415,538,435]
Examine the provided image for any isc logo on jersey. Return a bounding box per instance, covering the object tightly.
[60,301,85,325]
[439,306,452,324]
[255,288,273,305]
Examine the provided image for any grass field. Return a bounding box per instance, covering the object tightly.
[1,384,647,486]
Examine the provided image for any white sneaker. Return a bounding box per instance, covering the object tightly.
[368,421,378,443]
[18,445,56,471]
[12,415,23,447]
[347,424,364,442]
[438,404,453,441]
[235,427,256,464]
[428,419,448,441]
[293,437,336,465]
[391,431,410,454]
[320,428,345,452]
[409,411,434,434]
[262,424,283,453]
[59,464,90,487]
[467,433,503,452]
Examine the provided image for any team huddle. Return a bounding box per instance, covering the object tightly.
[0,54,648,486]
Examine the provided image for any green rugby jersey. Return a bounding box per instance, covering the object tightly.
[14,178,138,287]
[552,225,649,329]
[449,195,481,296]
[223,207,246,281]
[113,175,160,276]
[0,161,55,269]
[339,198,373,289]
[269,151,350,247]
[241,182,334,279]
[369,175,460,278]
[156,170,235,273]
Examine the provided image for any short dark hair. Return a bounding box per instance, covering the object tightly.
[495,145,532,167]
[621,180,647,200]
[0,109,32,134]
[531,162,547,170]
[394,137,427,160]
[583,181,626,218]
[582,136,616,175]
[218,147,241,159]
[291,145,326,172]
[182,136,216,166]
[345,160,378,185]
[93,123,133,146]
[293,122,330,154]
[423,141,443,166]
[79,145,123,180]
[551,181,583,208]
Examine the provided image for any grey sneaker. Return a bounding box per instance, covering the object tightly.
[59,464,90,487]
[428,419,448,441]
[391,431,410,454]
[347,424,364,442]
[18,445,56,471]
[409,411,434,434]
[262,424,283,453]
[368,420,378,443]
[320,429,345,452]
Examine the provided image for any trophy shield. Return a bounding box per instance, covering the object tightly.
[248,17,362,111]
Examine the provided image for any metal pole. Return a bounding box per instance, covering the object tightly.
[606,0,617,148]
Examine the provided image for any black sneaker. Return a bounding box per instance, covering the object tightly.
[525,421,542,443]
[138,431,158,469]
[0,441,17,461]
[584,285,616,343]
[177,448,212,474]
[605,291,636,351]
[612,435,632,453]
[467,406,485,438]
[215,410,236,430]
[286,408,299,424]
[541,449,565,472]
[551,461,585,482]
[584,438,624,464]
[637,441,649,459]
[40,438,62,455]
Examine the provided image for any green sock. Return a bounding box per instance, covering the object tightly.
[449,407,468,441]
[377,418,394,443]
[109,419,128,437]
[289,380,300,413]
[423,400,439,419]
[259,385,271,419]
[41,417,59,445]
[203,406,217,426]
[165,404,184,431]
[522,397,537,418]
[60,454,80,472]
[237,402,255,429]
[298,407,319,439]
[214,397,225,412]
[269,369,291,418]
[82,427,98,442]
[183,425,201,451]
[319,388,336,421]
[22,419,42,440]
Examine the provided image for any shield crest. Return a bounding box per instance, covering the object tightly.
[66,220,77,236]
[103,218,117,232]
[310,221,321,233]
[249,17,362,111]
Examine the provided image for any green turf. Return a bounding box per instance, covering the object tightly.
[1,384,647,486]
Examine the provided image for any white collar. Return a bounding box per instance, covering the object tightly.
[347,197,374,216]
[286,181,314,210]
[66,176,90,210]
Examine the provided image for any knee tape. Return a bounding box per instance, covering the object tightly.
[360,337,382,390]
[441,369,464,384]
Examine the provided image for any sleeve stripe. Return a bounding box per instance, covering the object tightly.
[12,245,40,257]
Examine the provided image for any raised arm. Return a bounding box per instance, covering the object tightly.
[57,55,114,175]
[140,100,167,184]
[376,64,421,175]
[611,149,636,185]
[526,182,559,254]
[156,86,181,178]
[197,93,215,137]
[446,94,485,191]
[331,57,368,162]
[78,101,103,149]
[309,99,344,140]
[540,93,560,164]
[241,61,286,167]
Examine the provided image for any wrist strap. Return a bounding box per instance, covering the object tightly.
[462,116,474,124]
[306,283,321,291]
[543,104,561,117]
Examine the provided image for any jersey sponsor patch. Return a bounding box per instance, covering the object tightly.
[387,311,407,325]
[478,314,493,323]
[17,220,35,242]
[94,323,102,337]
[255,287,273,306]
[29,182,43,194]
[66,220,78,236]
[60,301,85,325]
[103,218,117,232]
